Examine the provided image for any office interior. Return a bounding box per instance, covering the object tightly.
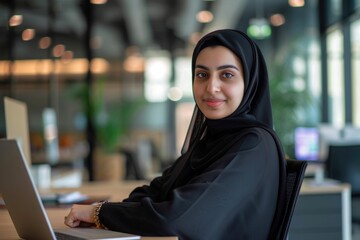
[0,0,360,238]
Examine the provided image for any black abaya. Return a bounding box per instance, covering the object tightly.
[98,29,286,240]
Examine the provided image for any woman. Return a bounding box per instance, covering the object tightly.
[64,29,286,240]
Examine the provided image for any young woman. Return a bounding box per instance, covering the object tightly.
[64,29,286,240]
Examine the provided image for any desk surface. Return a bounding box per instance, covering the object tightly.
[0,180,177,240]
[301,179,351,194]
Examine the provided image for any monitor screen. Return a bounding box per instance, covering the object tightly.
[4,97,32,165]
[294,127,319,161]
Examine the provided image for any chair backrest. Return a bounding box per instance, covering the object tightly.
[327,144,360,195]
[276,159,308,240]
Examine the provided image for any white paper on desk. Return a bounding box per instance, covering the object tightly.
[57,191,89,204]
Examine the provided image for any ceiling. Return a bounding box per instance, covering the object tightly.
[0,0,289,61]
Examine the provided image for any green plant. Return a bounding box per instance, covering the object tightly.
[269,64,311,158]
[68,78,144,154]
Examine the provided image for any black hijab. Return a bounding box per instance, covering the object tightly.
[182,29,284,168]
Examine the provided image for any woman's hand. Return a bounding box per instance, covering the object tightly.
[64,204,96,228]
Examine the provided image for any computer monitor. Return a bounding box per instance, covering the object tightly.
[317,124,342,161]
[4,97,32,165]
[294,127,319,161]
[343,125,360,143]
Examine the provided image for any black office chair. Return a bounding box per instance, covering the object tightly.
[327,144,360,224]
[270,159,308,240]
[121,148,145,180]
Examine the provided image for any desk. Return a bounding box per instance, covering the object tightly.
[289,180,351,240]
[0,180,177,240]
[0,179,351,240]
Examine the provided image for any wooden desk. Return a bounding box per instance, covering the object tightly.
[0,180,177,240]
[39,180,149,202]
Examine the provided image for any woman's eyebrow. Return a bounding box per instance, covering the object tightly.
[195,64,240,71]
[217,64,240,71]
[195,64,209,70]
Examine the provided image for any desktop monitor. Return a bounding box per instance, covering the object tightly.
[4,97,32,165]
[317,124,342,161]
[294,127,319,161]
[343,125,360,143]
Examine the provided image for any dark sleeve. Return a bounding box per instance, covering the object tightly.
[122,165,172,202]
[99,130,279,240]
[122,154,187,202]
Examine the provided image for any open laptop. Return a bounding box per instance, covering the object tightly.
[0,139,140,240]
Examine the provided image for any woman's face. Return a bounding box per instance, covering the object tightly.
[193,46,245,119]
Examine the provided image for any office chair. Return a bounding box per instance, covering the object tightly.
[121,148,145,180]
[327,144,360,224]
[269,159,308,240]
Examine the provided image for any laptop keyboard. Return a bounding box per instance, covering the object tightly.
[55,232,84,240]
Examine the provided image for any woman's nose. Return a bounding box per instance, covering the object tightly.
[206,76,221,93]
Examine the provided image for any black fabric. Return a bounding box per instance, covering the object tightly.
[98,29,287,240]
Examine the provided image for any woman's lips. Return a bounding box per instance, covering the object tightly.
[204,99,224,107]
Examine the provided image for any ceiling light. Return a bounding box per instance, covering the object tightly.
[22,29,35,41]
[247,18,271,40]
[270,14,286,27]
[91,0,107,4]
[91,58,110,74]
[39,37,52,49]
[247,0,271,39]
[196,11,213,23]
[123,55,144,73]
[9,15,23,27]
[61,51,74,64]
[289,0,305,7]
[53,44,65,57]
[0,58,109,76]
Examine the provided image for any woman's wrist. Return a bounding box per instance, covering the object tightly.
[93,201,108,229]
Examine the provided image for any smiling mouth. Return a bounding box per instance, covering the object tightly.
[204,99,224,107]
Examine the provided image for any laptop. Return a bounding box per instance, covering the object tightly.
[0,139,140,240]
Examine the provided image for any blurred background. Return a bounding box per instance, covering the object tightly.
[1,0,360,238]
[0,0,359,184]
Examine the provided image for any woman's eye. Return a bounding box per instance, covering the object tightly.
[196,72,207,78]
[222,72,234,78]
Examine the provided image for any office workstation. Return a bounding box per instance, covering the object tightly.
[0,181,178,240]
[0,185,178,240]
[0,174,352,240]
[289,124,360,240]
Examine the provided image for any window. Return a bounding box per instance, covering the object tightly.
[327,28,345,126]
[351,18,360,126]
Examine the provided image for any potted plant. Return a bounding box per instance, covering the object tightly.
[68,78,144,180]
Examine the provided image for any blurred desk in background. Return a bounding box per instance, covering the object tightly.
[289,180,351,240]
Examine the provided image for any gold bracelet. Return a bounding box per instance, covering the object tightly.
[93,201,108,229]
